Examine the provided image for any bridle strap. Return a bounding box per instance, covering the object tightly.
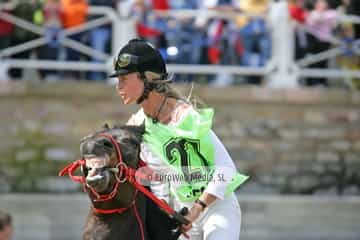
[91,189,145,240]
[88,180,121,202]
[58,159,85,183]
[92,189,138,215]
[98,133,124,165]
[136,72,152,104]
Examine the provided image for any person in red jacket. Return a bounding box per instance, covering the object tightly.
[288,0,310,60]
[60,0,89,79]
[288,0,308,23]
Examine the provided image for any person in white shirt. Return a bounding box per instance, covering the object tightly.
[109,38,248,240]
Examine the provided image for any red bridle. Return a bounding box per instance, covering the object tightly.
[59,132,190,239]
[59,133,140,206]
[59,133,146,239]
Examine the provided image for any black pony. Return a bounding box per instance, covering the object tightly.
[60,124,186,240]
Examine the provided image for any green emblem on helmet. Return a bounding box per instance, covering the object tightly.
[116,54,132,68]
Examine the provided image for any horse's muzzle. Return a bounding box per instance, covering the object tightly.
[86,169,111,193]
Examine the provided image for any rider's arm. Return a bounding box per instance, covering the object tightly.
[203,130,237,200]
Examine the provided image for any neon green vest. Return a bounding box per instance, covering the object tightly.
[143,108,249,202]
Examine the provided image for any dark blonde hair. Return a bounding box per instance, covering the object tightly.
[138,71,206,108]
[139,71,185,100]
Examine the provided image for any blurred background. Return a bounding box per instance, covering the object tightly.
[0,0,359,239]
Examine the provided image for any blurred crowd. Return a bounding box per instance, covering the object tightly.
[289,0,360,87]
[0,0,359,86]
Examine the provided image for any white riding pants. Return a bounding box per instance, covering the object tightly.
[175,193,241,240]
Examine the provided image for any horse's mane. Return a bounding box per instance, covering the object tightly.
[80,124,144,148]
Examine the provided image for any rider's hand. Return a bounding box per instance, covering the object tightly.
[181,203,203,233]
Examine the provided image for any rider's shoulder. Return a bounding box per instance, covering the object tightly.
[126,109,145,126]
[170,101,192,125]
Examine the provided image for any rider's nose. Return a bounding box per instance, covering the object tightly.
[116,79,124,90]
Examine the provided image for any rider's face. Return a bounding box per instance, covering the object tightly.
[116,72,144,104]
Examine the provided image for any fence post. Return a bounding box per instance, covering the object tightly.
[267,0,299,88]
[0,61,9,81]
[111,16,136,57]
[108,11,137,78]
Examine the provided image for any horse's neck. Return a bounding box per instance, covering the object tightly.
[83,192,148,240]
[90,182,138,210]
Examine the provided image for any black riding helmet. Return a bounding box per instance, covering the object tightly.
[110,38,169,104]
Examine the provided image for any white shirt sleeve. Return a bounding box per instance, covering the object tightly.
[204,130,237,200]
[126,109,145,126]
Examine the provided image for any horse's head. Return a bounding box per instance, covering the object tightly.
[80,124,144,196]
[61,124,187,240]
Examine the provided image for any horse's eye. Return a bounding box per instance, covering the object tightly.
[103,140,113,149]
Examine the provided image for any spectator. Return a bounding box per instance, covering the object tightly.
[288,0,308,23]
[166,0,201,65]
[336,0,359,88]
[234,0,271,84]
[339,0,360,39]
[200,0,237,65]
[38,0,63,80]
[61,0,88,29]
[235,0,271,67]
[0,0,14,51]
[306,0,338,42]
[288,0,309,59]
[305,0,338,86]
[60,0,89,79]
[8,0,43,79]
[0,210,12,240]
[88,0,114,81]
[131,0,162,40]
[151,0,169,10]
[197,0,239,86]
[327,0,342,9]
[166,0,201,82]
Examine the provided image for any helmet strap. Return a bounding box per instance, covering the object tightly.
[136,72,170,105]
[136,72,154,104]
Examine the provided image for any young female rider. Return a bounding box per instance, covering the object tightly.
[110,38,248,240]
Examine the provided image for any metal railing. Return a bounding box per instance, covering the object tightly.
[0,3,270,82]
[0,1,359,88]
[0,5,124,75]
[293,14,360,86]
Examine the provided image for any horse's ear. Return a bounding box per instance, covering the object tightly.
[123,124,145,143]
[132,124,145,137]
[118,124,145,136]
[138,124,145,136]
[102,123,111,130]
